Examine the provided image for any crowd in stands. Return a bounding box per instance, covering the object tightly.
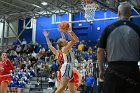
[3,38,103,93]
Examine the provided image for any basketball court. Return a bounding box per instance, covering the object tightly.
[0,0,140,93]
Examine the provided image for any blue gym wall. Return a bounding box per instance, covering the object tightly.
[36,14,69,47]
[35,10,118,46]
[18,10,140,46]
[36,16,57,45]
[72,10,117,45]
[18,18,32,43]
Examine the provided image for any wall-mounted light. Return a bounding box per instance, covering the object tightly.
[97,27,101,31]
[79,23,82,27]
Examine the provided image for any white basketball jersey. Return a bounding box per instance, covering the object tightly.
[62,48,74,63]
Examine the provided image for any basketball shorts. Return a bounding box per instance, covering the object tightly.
[58,67,81,88]
[69,69,81,88]
[0,75,11,84]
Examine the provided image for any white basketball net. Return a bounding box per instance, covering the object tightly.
[82,3,97,21]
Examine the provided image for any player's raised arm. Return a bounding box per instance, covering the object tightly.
[43,31,58,56]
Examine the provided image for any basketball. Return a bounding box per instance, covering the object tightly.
[58,21,70,32]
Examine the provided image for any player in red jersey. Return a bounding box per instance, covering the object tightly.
[0,53,14,93]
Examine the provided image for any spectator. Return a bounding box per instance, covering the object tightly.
[78,41,84,51]
[79,66,87,79]
[45,49,53,62]
[50,61,58,73]
[23,44,28,53]
[87,59,94,74]
[27,44,34,53]
[74,58,79,68]
[48,73,56,90]
[25,44,31,54]
[16,45,22,54]
[88,47,93,55]
[31,51,37,59]
[21,38,27,45]
[43,64,50,77]
[39,45,45,53]
[17,78,26,93]
[28,67,35,77]
[32,41,39,53]
[83,52,89,61]
[85,73,95,93]
[10,76,18,93]
[83,44,88,52]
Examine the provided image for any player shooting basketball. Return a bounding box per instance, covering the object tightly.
[44,21,80,93]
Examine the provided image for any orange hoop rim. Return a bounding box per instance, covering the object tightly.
[81,0,93,4]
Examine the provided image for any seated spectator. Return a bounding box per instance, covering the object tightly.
[32,51,37,58]
[24,44,32,54]
[50,61,58,73]
[16,45,22,54]
[48,73,56,90]
[10,50,17,60]
[83,44,88,52]
[32,41,39,53]
[21,38,27,45]
[45,49,53,62]
[78,42,84,51]
[88,47,93,55]
[28,67,35,77]
[39,45,45,53]
[43,64,50,77]
[83,52,89,61]
[23,44,28,53]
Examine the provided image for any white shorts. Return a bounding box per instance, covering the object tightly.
[60,63,73,79]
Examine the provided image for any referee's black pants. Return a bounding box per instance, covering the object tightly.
[103,62,140,93]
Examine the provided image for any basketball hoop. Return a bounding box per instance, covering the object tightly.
[81,0,98,21]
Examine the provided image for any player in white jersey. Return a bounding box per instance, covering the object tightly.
[60,48,74,79]
[44,28,79,93]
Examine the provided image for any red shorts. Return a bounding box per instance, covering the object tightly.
[57,71,61,81]
[69,70,80,88]
[57,69,80,88]
[0,75,11,84]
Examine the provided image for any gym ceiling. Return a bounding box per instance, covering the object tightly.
[0,0,139,22]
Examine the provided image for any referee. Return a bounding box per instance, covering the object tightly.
[97,2,140,93]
